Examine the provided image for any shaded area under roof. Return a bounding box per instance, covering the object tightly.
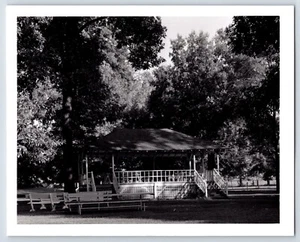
[89,128,220,154]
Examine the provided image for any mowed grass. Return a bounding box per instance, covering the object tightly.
[17,195,279,224]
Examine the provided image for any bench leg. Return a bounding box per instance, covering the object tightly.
[140,201,143,211]
[62,204,69,210]
[51,205,56,212]
[29,203,35,212]
[40,204,46,210]
[78,205,82,215]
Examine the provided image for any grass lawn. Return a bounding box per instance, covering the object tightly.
[17,195,279,224]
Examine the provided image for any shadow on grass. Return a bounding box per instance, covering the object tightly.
[17,196,279,224]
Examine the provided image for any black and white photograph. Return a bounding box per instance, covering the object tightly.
[6,5,294,237]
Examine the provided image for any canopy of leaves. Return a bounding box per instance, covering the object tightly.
[17,17,167,187]
[17,16,279,188]
[147,30,266,139]
[226,16,279,160]
[225,16,279,187]
[226,16,279,58]
[17,79,62,187]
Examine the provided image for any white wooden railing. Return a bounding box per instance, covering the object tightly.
[213,168,228,196]
[194,170,208,197]
[113,169,226,198]
[115,170,195,184]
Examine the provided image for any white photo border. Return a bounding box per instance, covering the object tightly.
[6,5,294,236]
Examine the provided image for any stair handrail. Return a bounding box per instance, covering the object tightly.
[194,170,208,197]
[112,172,120,194]
[213,169,228,195]
[88,171,96,192]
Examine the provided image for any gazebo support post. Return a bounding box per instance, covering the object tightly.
[85,156,89,192]
[112,154,115,179]
[193,155,196,171]
[217,154,220,172]
[202,154,205,178]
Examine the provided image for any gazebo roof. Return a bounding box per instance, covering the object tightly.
[90,128,220,154]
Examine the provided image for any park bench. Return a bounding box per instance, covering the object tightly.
[17,193,30,205]
[63,191,153,215]
[27,192,64,212]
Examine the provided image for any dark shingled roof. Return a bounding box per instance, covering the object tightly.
[100,128,219,152]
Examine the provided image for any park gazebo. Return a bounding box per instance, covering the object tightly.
[79,128,228,199]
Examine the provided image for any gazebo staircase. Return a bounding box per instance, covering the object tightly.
[206,169,228,198]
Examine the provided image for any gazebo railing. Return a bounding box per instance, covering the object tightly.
[115,169,195,184]
[213,168,228,196]
[194,170,208,197]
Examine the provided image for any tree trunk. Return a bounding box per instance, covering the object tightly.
[62,89,76,192]
[60,18,81,192]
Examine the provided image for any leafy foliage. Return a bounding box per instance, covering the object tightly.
[17,79,62,187]
[17,16,279,189]
[147,30,266,139]
[226,16,279,58]
[17,17,167,187]
[226,16,279,189]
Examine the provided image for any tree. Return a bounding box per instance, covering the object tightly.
[149,31,222,137]
[121,70,156,128]
[17,79,62,187]
[218,119,258,185]
[135,65,176,129]
[226,16,280,192]
[17,17,166,189]
[226,17,279,58]
[147,30,266,140]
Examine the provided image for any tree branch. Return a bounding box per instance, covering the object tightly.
[78,17,106,33]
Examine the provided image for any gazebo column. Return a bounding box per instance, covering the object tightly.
[202,155,205,177]
[216,154,220,172]
[112,154,115,178]
[193,155,196,170]
[85,156,89,192]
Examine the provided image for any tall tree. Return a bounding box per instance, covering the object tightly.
[226,16,280,192]
[17,17,166,189]
[217,119,253,184]
[147,30,265,139]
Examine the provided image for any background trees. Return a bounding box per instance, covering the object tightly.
[144,23,278,189]
[17,16,279,190]
[226,16,280,191]
[147,29,267,138]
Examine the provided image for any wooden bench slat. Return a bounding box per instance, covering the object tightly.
[63,191,151,214]
[81,205,142,210]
